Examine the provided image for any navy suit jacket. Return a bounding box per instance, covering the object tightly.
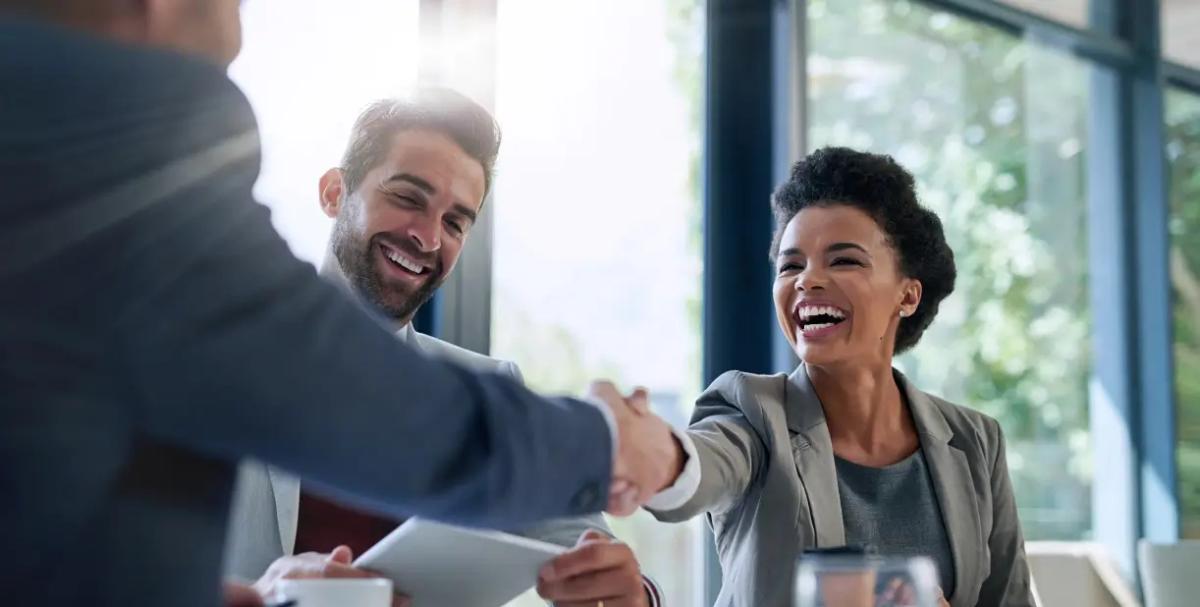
[0,19,611,606]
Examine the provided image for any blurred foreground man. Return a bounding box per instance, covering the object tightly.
[0,2,683,606]
[224,93,666,607]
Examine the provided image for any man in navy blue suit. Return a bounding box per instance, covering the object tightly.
[0,2,686,606]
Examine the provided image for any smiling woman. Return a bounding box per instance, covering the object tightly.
[648,147,1034,607]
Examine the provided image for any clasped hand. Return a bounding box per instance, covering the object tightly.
[586,381,686,516]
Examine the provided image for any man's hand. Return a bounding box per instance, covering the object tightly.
[588,381,685,515]
[222,581,264,607]
[252,545,410,607]
[537,530,649,607]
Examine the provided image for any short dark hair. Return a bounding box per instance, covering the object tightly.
[770,146,957,353]
[340,89,501,199]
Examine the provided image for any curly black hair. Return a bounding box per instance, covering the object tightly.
[770,146,957,353]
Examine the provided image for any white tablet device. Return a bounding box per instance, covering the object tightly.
[354,518,567,607]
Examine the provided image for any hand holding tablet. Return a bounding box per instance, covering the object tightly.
[354,518,567,607]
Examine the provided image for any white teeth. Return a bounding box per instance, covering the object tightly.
[804,323,834,332]
[796,305,846,321]
[383,248,424,274]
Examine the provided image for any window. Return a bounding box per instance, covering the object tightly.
[1167,87,1200,539]
[809,0,1093,540]
[489,0,705,604]
[229,0,420,264]
[995,0,1089,28]
[1163,0,1200,69]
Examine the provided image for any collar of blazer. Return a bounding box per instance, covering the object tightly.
[782,365,982,603]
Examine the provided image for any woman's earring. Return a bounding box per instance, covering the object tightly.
[899,310,909,318]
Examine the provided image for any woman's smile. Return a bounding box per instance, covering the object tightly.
[792,300,851,341]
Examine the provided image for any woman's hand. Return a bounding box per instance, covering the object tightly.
[878,577,951,606]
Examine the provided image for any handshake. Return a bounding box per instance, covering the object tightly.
[585,381,688,516]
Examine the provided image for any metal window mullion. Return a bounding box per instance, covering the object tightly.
[1088,0,1180,584]
[1086,62,1143,582]
[703,0,781,604]
[1118,0,1180,547]
[918,0,1135,68]
[772,0,805,375]
[414,0,498,353]
[1165,62,1200,96]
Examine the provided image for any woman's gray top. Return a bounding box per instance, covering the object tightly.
[836,451,957,598]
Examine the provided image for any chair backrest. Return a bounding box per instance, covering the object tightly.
[1138,540,1200,607]
[1027,542,1140,607]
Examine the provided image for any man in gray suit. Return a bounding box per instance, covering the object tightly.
[225,94,665,607]
[0,3,682,606]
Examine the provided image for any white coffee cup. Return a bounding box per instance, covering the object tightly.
[275,578,394,607]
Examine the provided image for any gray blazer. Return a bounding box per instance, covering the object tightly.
[224,325,612,580]
[650,367,1034,607]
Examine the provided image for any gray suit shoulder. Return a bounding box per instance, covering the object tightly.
[702,370,787,404]
[695,370,790,423]
[411,331,522,380]
[923,392,1006,463]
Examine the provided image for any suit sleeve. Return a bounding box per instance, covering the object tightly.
[106,71,612,529]
[647,372,767,522]
[977,420,1035,607]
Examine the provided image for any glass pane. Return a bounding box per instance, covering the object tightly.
[994,0,1089,28]
[490,0,705,605]
[229,0,420,263]
[1163,0,1200,68]
[1167,88,1200,538]
[810,0,1093,540]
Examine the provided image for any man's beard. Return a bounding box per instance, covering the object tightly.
[331,224,445,323]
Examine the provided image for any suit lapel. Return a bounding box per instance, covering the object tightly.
[785,367,845,547]
[900,373,981,604]
[266,467,301,555]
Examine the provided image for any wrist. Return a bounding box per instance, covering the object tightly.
[659,434,686,491]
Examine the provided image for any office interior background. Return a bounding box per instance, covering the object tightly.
[229,0,1200,604]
